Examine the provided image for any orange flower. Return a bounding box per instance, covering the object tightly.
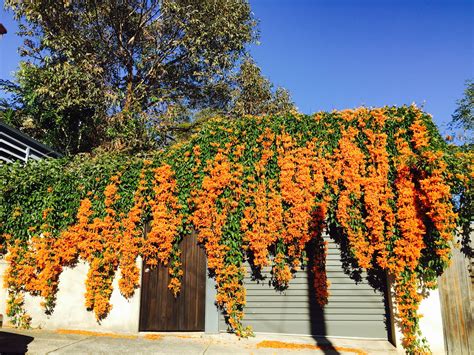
[333,126,372,268]
[277,133,320,268]
[309,203,330,307]
[410,118,430,150]
[118,162,150,298]
[142,164,182,268]
[241,130,281,269]
[363,127,393,269]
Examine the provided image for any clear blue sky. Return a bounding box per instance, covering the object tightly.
[1,0,473,131]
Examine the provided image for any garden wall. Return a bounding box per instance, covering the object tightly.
[0,258,142,334]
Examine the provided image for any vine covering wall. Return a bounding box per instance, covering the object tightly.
[0,106,472,353]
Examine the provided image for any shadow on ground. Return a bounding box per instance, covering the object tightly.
[0,331,34,355]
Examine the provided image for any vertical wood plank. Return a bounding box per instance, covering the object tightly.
[139,228,206,331]
[197,237,207,330]
[439,244,473,354]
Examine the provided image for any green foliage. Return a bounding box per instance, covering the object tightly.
[1,106,469,258]
[445,144,474,257]
[451,80,474,144]
[3,0,258,153]
[447,79,474,255]
[0,99,22,128]
[172,58,297,143]
[1,61,109,154]
[231,57,296,116]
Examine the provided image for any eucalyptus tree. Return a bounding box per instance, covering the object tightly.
[172,57,296,142]
[4,0,257,153]
[231,57,295,117]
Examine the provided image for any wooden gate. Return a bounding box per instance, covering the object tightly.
[438,242,473,354]
[139,230,206,331]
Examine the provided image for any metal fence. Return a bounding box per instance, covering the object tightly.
[0,122,61,163]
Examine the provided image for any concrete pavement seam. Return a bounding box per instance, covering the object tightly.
[201,339,213,355]
[45,335,94,354]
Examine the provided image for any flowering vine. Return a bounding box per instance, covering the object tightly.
[0,106,469,354]
[118,161,151,298]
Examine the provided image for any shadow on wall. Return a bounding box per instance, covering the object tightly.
[328,225,395,345]
[0,331,34,354]
[306,237,341,355]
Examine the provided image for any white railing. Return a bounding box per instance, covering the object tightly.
[0,125,59,163]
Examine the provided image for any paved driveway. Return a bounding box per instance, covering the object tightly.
[0,328,401,354]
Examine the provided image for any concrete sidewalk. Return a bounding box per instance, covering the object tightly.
[0,328,401,354]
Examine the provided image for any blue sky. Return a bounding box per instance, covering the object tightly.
[1,0,473,131]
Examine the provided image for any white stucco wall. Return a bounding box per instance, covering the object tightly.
[393,288,446,354]
[0,258,141,333]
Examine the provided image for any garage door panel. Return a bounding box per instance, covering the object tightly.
[245,308,385,316]
[245,288,383,296]
[226,320,388,338]
[219,236,390,339]
[243,313,384,324]
[243,278,371,285]
[245,301,386,310]
[244,282,377,291]
[244,270,365,279]
[246,295,384,303]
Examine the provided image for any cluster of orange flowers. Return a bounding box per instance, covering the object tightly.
[215,264,250,335]
[240,130,328,294]
[82,175,122,320]
[118,163,150,298]
[141,164,184,294]
[167,248,184,297]
[317,108,460,351]
[278,135,320,268]
[4,204,73,324]
[4,237,33,328]
[362,126,394,269]
[417,140,456,264]
[241,129,281,268]
[6,164,184,322]
[387,118,457,351]
[309,203,329,307]
[190,151,232,272]
[333,126,372,268]
[143,165,182,266]
[391,164,426,350]
[190,149,252,335]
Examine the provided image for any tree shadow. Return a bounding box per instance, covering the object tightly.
[247,253,266,283]
[306,238,341,355]
[328,225,363,283]
[327,224,394,345]
[0,331,34,355]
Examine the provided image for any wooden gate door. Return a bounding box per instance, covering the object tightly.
[438,243,473,354]
[139,231,206,331]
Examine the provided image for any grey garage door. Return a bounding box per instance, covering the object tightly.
[219,237,390,339]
